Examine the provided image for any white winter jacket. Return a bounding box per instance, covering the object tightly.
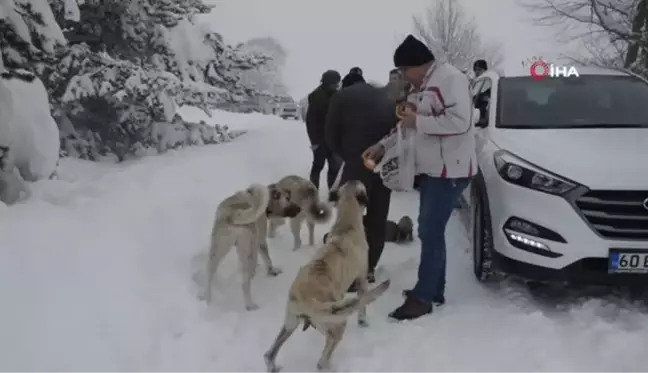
[381,61,477,178]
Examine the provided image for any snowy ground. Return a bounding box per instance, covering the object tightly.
[2,110,648,371]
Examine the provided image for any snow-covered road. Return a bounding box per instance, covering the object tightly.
[1,111,648,371]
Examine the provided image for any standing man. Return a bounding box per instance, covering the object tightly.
[473,59,487,77]
[364,35,476,321]
[325,69,399,289]
[342,66,363,88]
[306,70,341,190]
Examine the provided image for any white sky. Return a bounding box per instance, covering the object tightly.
[206,0,570,99]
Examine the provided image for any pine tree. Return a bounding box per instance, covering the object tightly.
[45,0,261,160]
[0,0,65,80]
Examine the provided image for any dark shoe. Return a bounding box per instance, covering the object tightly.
[402,289,445,306]
[347,272,375,292]
[388,297,432,321]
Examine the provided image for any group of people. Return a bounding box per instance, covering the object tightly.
[303,34,485,321]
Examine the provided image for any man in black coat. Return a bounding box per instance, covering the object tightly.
[305,70,342,190]
[325,71,399,287]
[342,66,363,87]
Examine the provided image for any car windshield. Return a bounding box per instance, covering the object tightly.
[497,75,648,128]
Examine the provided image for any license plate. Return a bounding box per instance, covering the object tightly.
[609,249,648,274]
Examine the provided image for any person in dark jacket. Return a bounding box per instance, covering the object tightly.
[473,59,487,77]
[306,70,341,190]
[325,71,399,288]
[341,66,363,88]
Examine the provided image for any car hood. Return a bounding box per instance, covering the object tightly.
[490,128,648,189]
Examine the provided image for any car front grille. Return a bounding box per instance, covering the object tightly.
[575,190,648,240]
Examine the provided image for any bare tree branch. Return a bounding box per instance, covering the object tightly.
[517,0,648,75]
[412,0,504,72]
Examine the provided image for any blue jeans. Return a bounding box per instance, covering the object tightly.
[411,175,471,303]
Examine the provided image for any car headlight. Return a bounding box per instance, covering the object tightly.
[493,150,578,195]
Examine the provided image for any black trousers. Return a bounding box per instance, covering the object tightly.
[340,160,392,273]
[310,145,340,190]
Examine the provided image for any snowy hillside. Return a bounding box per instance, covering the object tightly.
[1,111,647,371]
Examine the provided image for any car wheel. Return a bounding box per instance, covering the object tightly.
[471,182,497,282]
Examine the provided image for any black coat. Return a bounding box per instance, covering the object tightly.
[305,85,336,146]
[325,82,399,164]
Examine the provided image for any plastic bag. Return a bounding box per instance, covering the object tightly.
[375,123,416,191]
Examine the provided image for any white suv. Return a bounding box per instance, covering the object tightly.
[463,67,648,285]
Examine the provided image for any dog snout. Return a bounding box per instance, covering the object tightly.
[283,204,301,217]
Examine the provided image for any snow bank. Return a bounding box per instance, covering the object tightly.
[1,76,60,181]
[2,111,648,371]
[0,74,59,204]
[177,105,288,132]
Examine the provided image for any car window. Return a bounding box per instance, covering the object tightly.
[497,75,648,128]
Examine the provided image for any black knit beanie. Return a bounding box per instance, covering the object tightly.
[342,73,365,88]
[393,34,435,68]
[321,70,341,85]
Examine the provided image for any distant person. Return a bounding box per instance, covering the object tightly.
[473,59,487,77]
[472,60,491,127]
[363,34,475,321]
[325,69,399,290]
[305,70,342,190]
[342,66,363,87]
[350,66,363,76]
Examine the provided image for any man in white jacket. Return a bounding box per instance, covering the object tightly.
[364,34,476,321]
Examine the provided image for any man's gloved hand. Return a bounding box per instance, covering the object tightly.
[310,144,319,151]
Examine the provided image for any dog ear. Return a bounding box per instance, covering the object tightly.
[328,190,339,203]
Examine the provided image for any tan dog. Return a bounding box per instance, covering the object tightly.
[264,180,391,372]
[204,183,299,311]
[266,175,332,250]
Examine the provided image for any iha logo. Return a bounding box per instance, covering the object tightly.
[529,59,579,80]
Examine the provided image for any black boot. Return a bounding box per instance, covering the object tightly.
[402,289,445,306]
[389,297,432,321]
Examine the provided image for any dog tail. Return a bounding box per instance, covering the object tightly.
[231,183,269,225]
[304,279,391,323]
[304,183,332,224]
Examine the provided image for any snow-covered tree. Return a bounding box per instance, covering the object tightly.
[238,37,289,96]
[0,0,62,205]
[0,0,65,79]
[43,0,262,160]
[237,37,291,113]
[413,0,504,72]
[518,0,647,76]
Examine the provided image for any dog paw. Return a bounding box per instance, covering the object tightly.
[316,361,332,372]
[268,267,283,276]
[246,303,260,311]
[358,319,369,328]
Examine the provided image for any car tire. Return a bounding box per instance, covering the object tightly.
[471,180,498,282]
